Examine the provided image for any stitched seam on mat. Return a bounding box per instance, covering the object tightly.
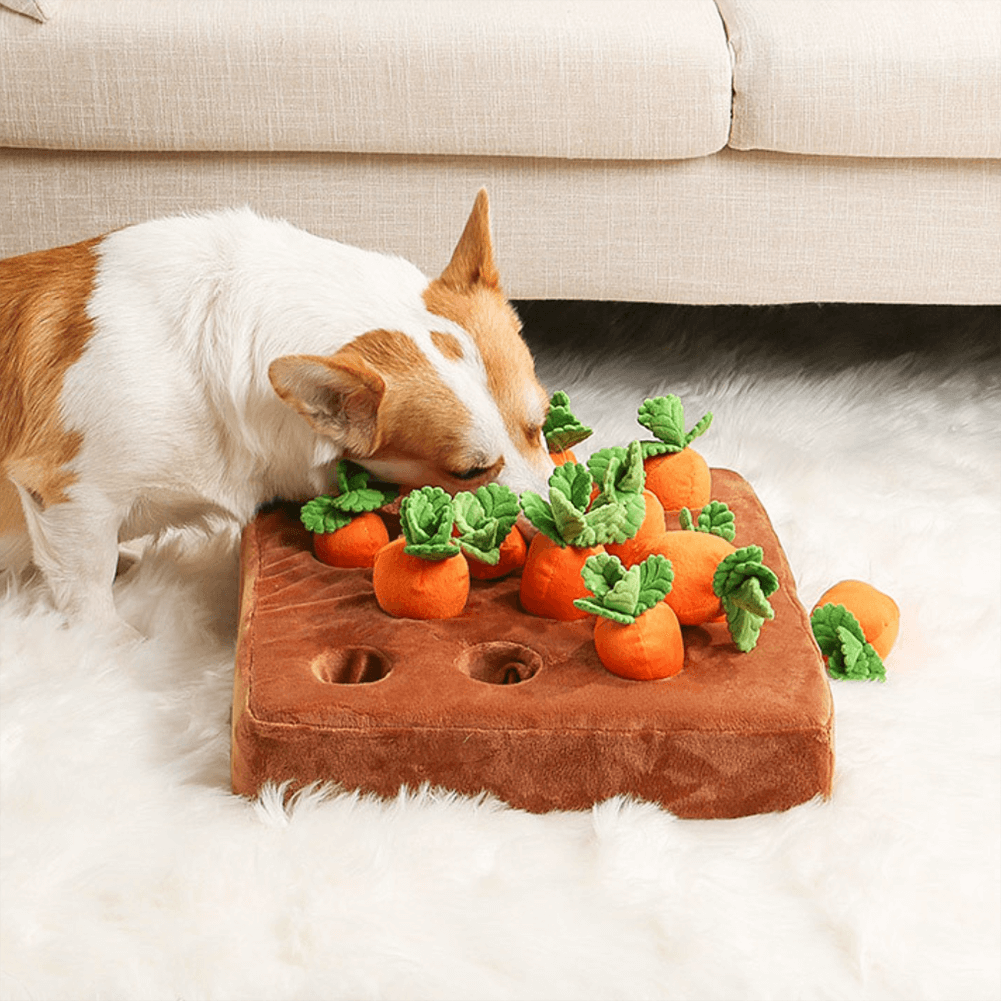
[243,718,831,738]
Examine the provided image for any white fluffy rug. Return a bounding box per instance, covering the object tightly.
[2,304,998,1001]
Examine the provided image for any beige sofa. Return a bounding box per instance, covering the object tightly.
[2,0,999,304]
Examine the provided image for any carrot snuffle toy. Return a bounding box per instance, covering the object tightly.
[542,390,593,466]
[574,553,684,681]
[372,486,469,619]
[637,394,713,513]
[300,460,397,568]
[452,483,526,580]
[519,461,643,620]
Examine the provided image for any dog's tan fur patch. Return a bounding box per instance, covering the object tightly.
[337,329,476,472]
[430,330,465,361]
[0,238,101,516]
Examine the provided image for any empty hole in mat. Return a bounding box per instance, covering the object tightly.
[311,647,391,685]
[457,642,543,686]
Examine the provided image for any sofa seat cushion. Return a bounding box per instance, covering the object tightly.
[0,0,732,160]
[719,0,1001,158]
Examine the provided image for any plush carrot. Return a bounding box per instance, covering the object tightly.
[543,390,593,465]
[372,486,469,619]
[300,460,397,568]
[811,581,897,681]
[813,580,899,660]
[519,462,641,620]
[574,553,683,680]
[587,441,666,567]
[453,483,526,580]
[637,395,713,513]
[651,502,778,652]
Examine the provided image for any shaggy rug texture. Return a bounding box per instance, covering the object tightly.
[1,303,998,1001]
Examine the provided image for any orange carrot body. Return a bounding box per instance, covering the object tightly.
[519,533,605,620]
[593,601,685,680]
[313,511,390,568]
[604,490,667,567]
[643,448,711,514]
[467,525,528,580]
[650,530,736,625]
[372,536,470,619]
[813,579,899,659]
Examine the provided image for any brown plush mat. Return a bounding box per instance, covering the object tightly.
[231,469,834,818]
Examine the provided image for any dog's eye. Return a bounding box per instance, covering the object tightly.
[453,466,490,481]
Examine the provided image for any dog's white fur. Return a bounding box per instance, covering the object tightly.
[0,191,552,637]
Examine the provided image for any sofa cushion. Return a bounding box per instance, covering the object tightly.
[0,0,58,22]
[0,0,732,160]
[719,0,1001,158]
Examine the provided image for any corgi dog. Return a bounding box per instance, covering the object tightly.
[1,190,553,637]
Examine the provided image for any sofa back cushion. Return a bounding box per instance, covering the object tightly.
[719,0,1001,158]
[0,0,732,160]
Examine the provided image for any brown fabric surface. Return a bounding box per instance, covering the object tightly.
[231,469,834,818]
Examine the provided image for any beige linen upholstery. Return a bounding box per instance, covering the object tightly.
[1,0,998,304]
[0,0,58,22]
[5,147,998,304]
[719,0,1001,158]
[0,0,732,159]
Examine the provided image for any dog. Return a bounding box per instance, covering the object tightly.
[0,190,553,638]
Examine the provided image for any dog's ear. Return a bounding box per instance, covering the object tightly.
[438,188,500,292]
[268,352,385,456]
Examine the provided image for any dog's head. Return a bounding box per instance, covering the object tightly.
[268,190,552,498]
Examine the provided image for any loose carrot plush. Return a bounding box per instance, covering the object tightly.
[543,390,593,466]
[574,553,684,680]
[587,441,666,567]
[651,502,778,651]
[372,486,469,619]
[300,460,397,568]
[813,580,899,660]
[453,483,526,580]
[811,581,897,681]
[519,462,641,620]
[637,395,713,513]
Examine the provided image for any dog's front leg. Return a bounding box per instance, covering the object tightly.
[14,482,139,642]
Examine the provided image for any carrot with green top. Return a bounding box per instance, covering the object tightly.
[810,582,894,681]
[372,486,469,619]
[637,395,713,513]
[519,462,642,620]
[453,483,527,580]
[574,553,684,680]
[543,390,593,465]
[300,460,397,568]
[651,502,778,652]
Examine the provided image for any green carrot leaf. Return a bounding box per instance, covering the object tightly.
[697,501,736,540]
[550,486,589,546]
[301,461,396,534]
[635,554,675,615]
[713,546,778,652]
[549,462,593,513]
[637,395,713,458]
[300,495,354,534]
[811,603,886,681]
[543,390,593,453]
[400,486,461,560]
[453,484,520,564]
[579,552,627,600]
[575,553,673,624]
[519,490,562,545]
